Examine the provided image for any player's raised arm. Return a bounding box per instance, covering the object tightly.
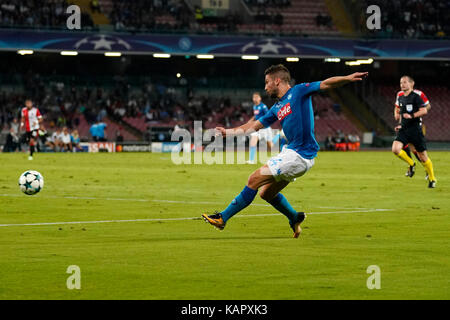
[320,72,368,90]
[215,118,264,137]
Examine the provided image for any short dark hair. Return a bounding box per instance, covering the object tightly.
[401,75,414,83]
[264,64,291,83]
[253,92,261,97]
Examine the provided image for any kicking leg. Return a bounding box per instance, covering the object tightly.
[202,165,275,230]
[259,179,306,238]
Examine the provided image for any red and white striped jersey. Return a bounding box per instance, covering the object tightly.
[21,107,42,132]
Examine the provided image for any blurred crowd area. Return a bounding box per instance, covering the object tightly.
[359,0,450,38]
[244,0,291,8]
[0,70,360,146]
[0,0,448,38]
[109,0,191,32]
[0,71,256,147]
[0,0,341,37]
[323,130,361,152]
[0,0,95,29]
[3,122,84,153]
[0,74,247,130]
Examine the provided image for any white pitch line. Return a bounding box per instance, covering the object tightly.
[151,199,271,207]
[0,194,379,210]
[317,206,374,210]
[0,209,393,228]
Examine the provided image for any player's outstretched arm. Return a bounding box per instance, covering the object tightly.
[320,72,369,90]
[215,119,264,137]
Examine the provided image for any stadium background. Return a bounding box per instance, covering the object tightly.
[0,0,449,152]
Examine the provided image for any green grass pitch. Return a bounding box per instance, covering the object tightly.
[0,151,448,300]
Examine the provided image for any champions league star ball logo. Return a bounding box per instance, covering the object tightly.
[74,35,132,51]
[241,38,298,55]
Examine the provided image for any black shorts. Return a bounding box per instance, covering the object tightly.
[395,126,427,152]
[24,130,39,142]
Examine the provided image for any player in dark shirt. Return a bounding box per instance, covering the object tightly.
[391,76,436,188]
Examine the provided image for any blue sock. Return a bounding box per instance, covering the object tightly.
[221,186,257,223]
[249,146,257,162]
[268,193,298,223]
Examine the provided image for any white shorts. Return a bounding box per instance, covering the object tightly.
[266,147,315,182]
[251,127,273,141]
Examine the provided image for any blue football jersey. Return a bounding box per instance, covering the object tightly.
[253,103,269,121]
[259,82,321,159]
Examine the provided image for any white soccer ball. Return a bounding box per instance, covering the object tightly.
[19,170,44,195]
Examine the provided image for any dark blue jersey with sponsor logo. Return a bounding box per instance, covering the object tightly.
[259,82,321,159]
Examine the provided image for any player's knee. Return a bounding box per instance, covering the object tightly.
[392,145,400,154]
[259,188,273,202]
[247,174,259,189]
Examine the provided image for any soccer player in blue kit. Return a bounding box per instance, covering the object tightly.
[247,92,274,164]
[202,64,368,238]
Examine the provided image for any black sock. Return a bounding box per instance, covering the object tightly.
[30,145,35,156]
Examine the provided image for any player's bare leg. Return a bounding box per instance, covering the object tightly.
[392,141,415,177]
[247,165,278,189]
[257,177,289,200]
[392,140,404,155]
